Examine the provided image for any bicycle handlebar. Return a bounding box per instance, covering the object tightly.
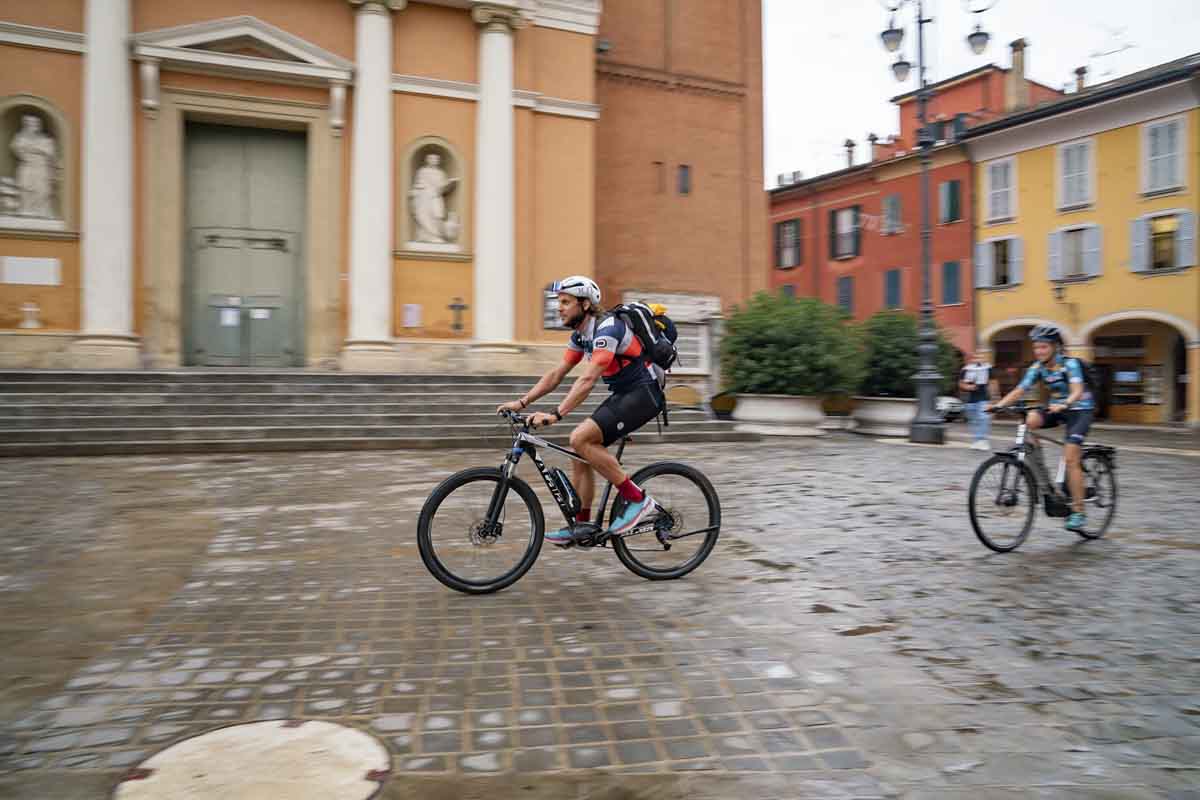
[986,403,1046,416]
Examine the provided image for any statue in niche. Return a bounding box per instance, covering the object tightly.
[409,152,460,244]
[9,114,59,218]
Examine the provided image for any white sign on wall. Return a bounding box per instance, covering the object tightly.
[402,303,422,328]
[1,256,61,286]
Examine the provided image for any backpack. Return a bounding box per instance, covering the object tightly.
[1068,356,1101,397]
[608,301,679,387]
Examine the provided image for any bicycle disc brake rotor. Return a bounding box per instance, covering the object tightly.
[469,517,503,546]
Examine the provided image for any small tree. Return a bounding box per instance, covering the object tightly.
[858,310,959,398]
[721,292,865,396]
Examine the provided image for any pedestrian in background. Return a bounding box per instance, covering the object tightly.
[960,352,998,450]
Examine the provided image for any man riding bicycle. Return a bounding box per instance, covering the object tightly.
[988,324,1095,532]
[497,276,663,545]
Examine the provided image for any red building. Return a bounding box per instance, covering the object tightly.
[769,41,1063,356]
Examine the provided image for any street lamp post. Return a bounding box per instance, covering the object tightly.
[880,0,995,444]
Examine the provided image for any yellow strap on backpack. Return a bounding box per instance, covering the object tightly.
[648,303,668,330]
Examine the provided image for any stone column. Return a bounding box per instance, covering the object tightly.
[341,0,406,371]
[72,0,139,367]
[471,5,524,344]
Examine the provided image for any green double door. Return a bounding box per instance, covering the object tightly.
[185,122,306,367]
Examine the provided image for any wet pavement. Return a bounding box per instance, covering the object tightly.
[1,431,1198,799]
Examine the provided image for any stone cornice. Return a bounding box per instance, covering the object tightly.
[534,0,601,35]
[391,73,599,118]
[0,21,85,53]
[597,61,746,98]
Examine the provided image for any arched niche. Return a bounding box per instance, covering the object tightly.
[399,136,467,255]
[0,94,73,231]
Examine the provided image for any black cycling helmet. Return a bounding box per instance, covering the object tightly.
[1029,324,1064,346]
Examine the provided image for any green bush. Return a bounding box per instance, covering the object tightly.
[858,310,959,398]
[721,293,865,396]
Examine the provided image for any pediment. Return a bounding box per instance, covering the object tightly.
[186,36,306,64]
[133,16,353,84]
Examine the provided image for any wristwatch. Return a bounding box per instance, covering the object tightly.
[551,408,564,422]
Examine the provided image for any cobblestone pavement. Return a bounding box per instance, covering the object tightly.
[1,432,1198,799]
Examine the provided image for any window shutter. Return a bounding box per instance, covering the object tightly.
[1048,230,1062,280]
[975,241,992,288]
[1179,211,1196,268]
[1167,121,1181,187]
[829,209,837,258]
[852,205,862,256]
[795,219,804,266]
[1130,217,1149,272]
[941,262,958,304]
[774,222,783,267]
[1011,237,1024,284]
[1083,225,1102,276]
[950,180,961,221]
[938,183,948,223]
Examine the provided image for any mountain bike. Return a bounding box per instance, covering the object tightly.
[416,410,721,594]
[967,404,1118,552]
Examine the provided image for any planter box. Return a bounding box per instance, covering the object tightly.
[852,396,916,437]
[732,394,826,436]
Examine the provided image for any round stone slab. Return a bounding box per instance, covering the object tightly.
[114,721,389,799]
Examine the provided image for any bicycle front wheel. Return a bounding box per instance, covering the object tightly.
[610,462,720,580]
[1073,452,1117,540]
[969,455,1037,552]
[417,467,544,594]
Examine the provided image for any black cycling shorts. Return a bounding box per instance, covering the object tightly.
[590,383,664,446]
[1040,408,1094,445]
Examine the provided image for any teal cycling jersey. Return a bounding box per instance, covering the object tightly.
[1018,354,1095,411]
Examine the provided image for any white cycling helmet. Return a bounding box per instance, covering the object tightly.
[552,275,601,306]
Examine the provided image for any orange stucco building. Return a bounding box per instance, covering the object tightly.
[769,42,1063,356]
[0,0,766,385]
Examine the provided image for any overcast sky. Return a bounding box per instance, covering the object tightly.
[763,0,1200,185]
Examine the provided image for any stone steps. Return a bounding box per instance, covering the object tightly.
[0,429,751,458]
[0,400,606,416]
[0,370,747,456]
[0,409,711,429]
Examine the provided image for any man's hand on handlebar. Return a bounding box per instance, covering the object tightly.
[528,412,556,429]
[497,399,526,415]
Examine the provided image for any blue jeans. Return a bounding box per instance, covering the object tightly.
[966,401,991,442]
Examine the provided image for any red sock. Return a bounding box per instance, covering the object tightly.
[617,478,644,503]
[577,508,591,523]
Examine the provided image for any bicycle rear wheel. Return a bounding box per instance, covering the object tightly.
[969,455,1037,552]
[609,462,720,580]
[417,467,544,594]
[1073,452,1117,539]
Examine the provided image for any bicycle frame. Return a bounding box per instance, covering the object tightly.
[486,411,717,548]
[1009,418,1071,503]
[499,428,627,530]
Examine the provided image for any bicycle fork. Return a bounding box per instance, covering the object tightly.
[482,447,523,533]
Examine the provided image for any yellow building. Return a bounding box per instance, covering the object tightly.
[965,54,1200,425]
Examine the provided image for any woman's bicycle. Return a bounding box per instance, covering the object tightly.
[967,404,1118,552]
[416,409,721,594]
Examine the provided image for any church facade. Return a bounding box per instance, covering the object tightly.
[0,0,766,381]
